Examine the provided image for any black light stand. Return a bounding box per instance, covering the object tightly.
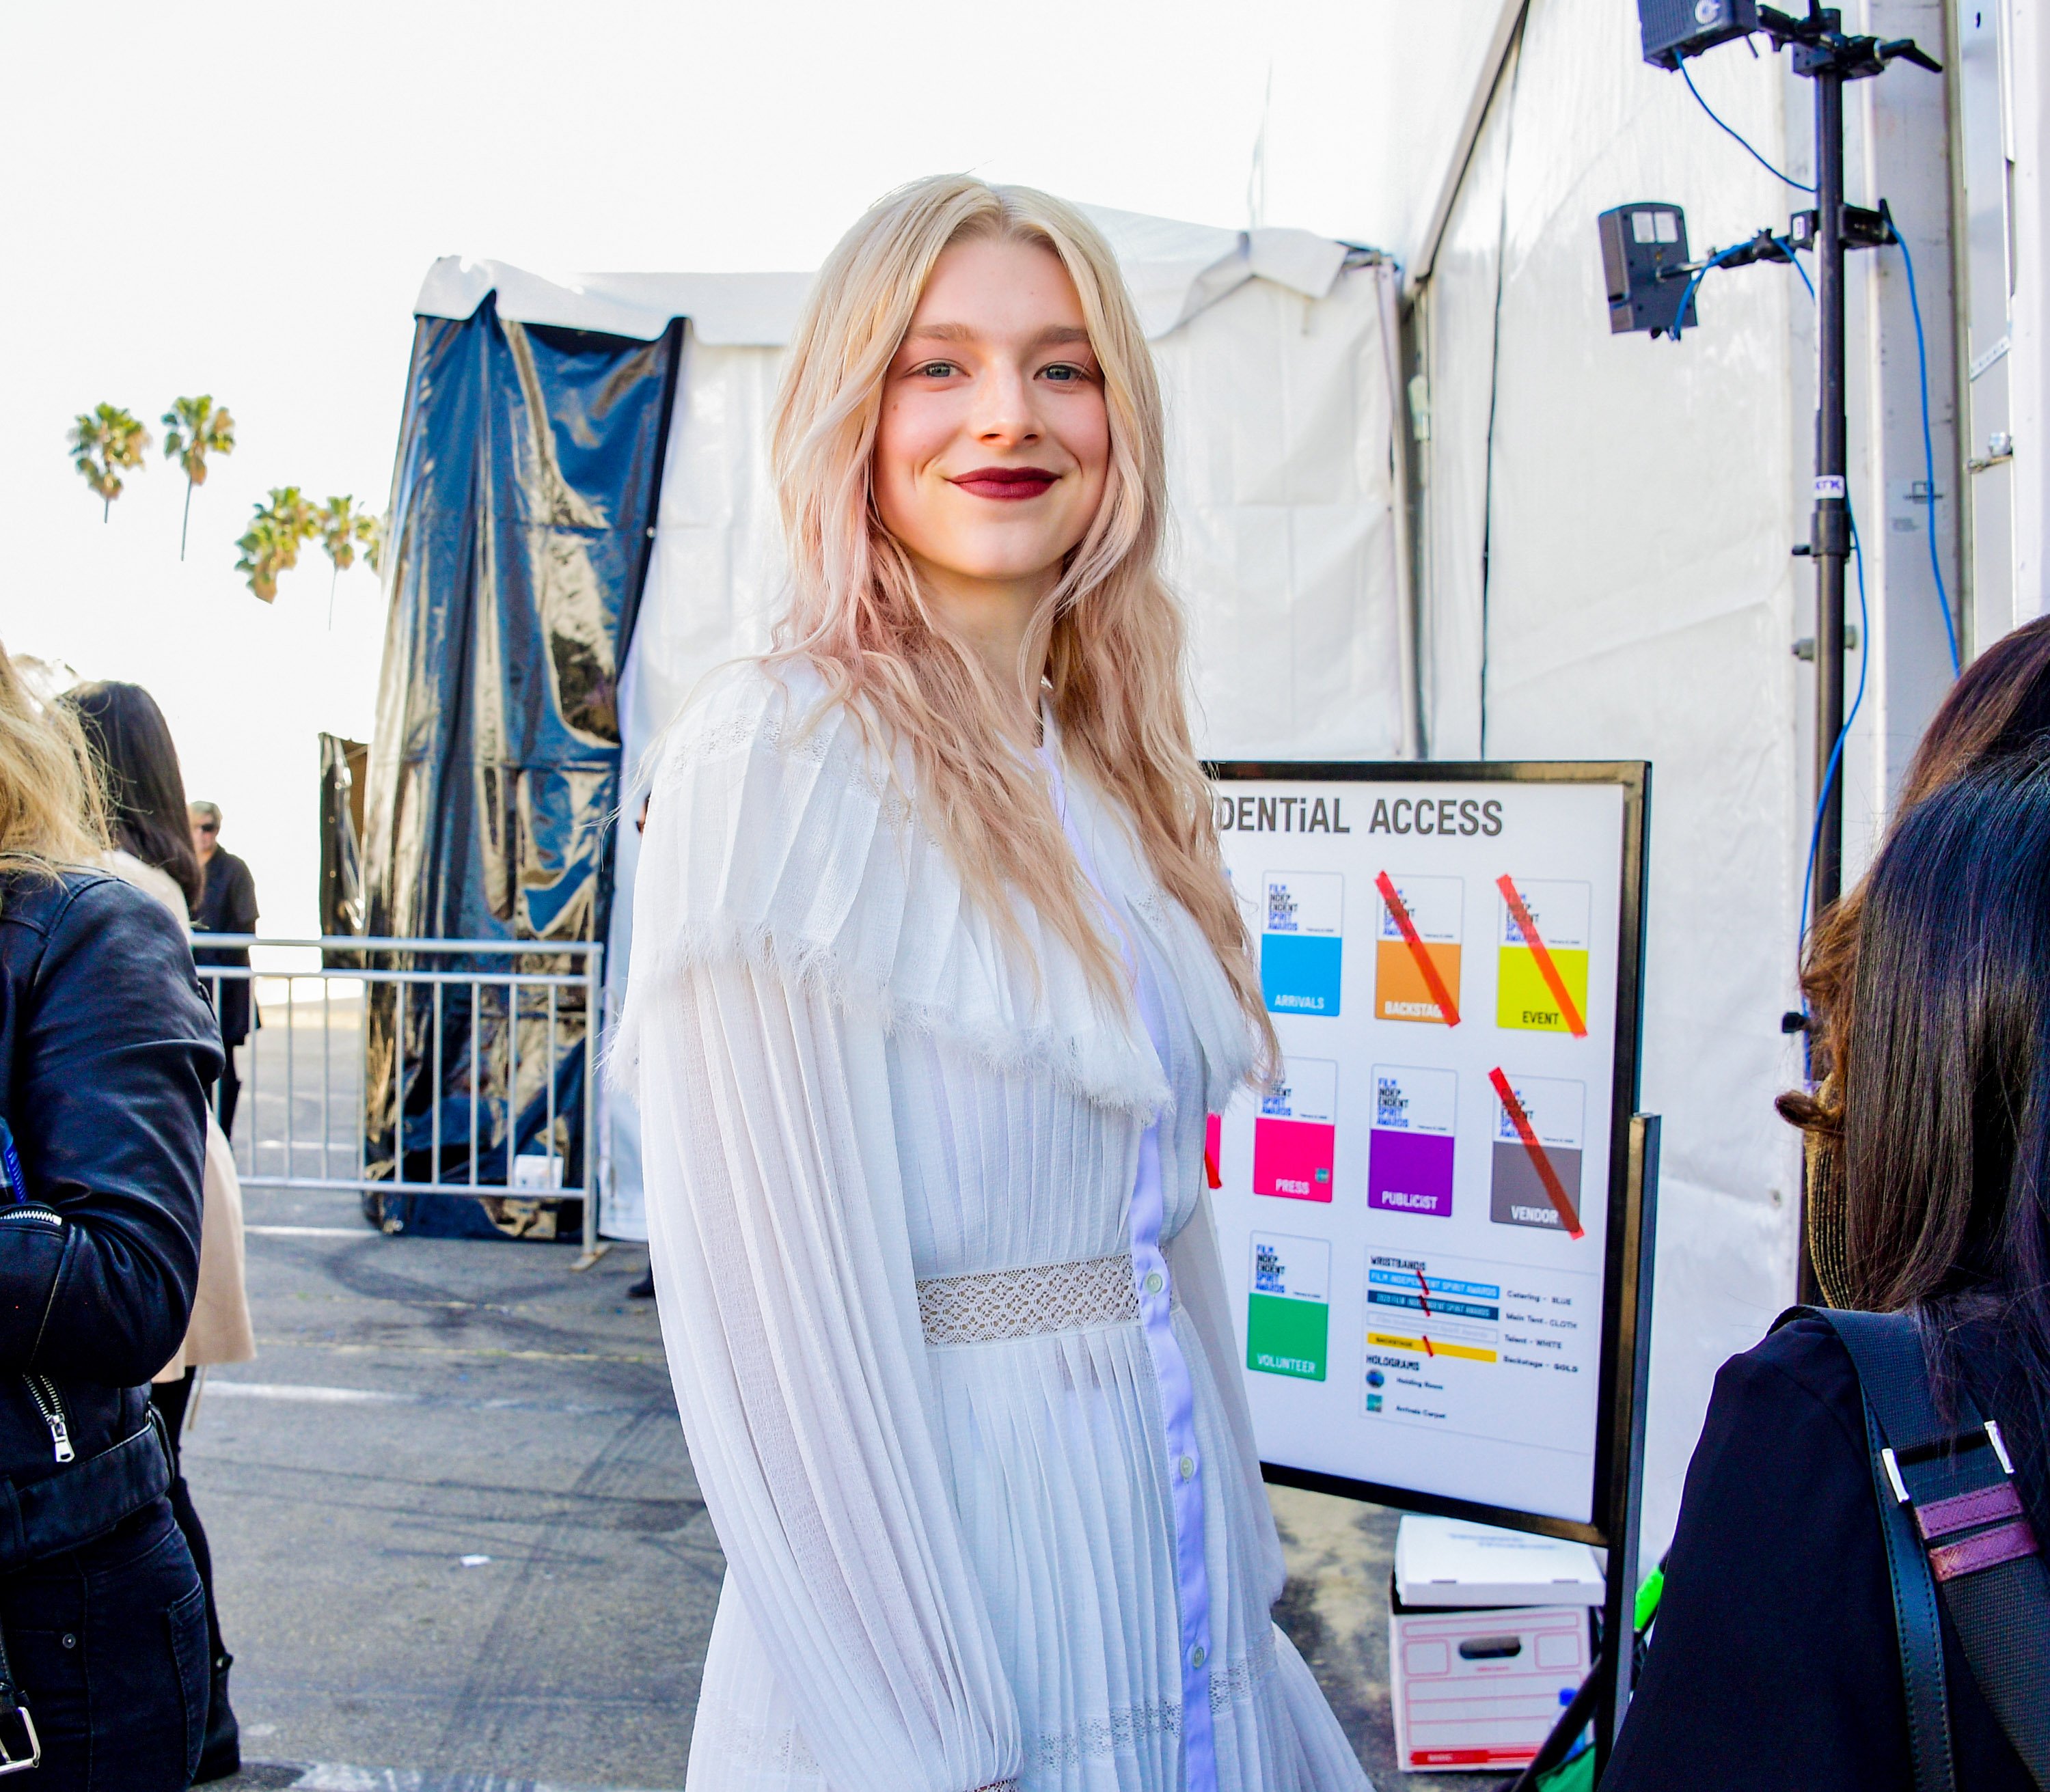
[1745,10,1941,1318]
[1757,5,1941,916]
[1809,45,1851,913]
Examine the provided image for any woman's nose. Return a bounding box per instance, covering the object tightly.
[970,365,1038,444]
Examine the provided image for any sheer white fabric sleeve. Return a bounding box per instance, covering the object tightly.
[626,664,1020,1792]
[640,959,1022,1792]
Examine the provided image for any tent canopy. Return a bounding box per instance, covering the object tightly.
[413,208,1356,346]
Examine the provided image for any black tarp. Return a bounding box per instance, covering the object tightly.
[318,732,366,948]
[359,299,680,1239]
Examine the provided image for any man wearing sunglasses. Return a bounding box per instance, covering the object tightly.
[188,801,259,1138]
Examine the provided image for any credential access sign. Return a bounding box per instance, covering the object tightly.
[1207,762,1649,1538]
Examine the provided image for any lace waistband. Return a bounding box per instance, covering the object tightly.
[916,1251,1160,1346]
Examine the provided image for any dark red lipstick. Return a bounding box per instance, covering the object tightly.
[950,465,1058,501]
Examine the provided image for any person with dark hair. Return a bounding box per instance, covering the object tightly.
[1604,753,2050,1790]
[185,799,258,1140]
[1781,613,2050,1286]
[63,682,252,1782]
[62,682,204,913]
[0,646,221,1789]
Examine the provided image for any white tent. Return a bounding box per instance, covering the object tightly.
[417,208,1417,1241]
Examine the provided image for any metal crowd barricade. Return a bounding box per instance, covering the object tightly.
[191,936,607,1265]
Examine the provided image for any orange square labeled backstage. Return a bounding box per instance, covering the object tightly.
[1374,874,1464,1026]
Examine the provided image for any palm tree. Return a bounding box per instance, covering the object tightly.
[161,396,236,560]
[68,404,150,521]
[234,487,318,603]
[273,486,317,550]
[315,494,380,624]
[234,512,290,602]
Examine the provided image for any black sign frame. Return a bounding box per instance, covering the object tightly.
[1205,758,1654,1554]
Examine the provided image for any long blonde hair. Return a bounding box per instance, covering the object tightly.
[768,174,1274,1062]
[0,647,109,879]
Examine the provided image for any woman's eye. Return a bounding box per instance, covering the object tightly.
[1041,363,1087,383]
[916,361,958,378]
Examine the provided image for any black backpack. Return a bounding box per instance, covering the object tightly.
[1775,1308,2050,1792]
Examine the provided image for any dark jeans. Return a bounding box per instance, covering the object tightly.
[150,1370,226,1669]
[0,1497,206,1789]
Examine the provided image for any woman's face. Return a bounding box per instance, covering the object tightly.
[874,236,1111,601]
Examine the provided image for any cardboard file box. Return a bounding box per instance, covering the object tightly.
[1389,1517,1603,1774]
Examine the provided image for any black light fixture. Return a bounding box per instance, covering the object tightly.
[1639,0,1760,70]
[1598,204,1696,337]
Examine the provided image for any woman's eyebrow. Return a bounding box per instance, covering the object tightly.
[900,323,1094,348]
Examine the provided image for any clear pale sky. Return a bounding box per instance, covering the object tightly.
[0,1,1490,935]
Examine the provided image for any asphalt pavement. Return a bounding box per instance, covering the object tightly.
[195,1175,1473,1792]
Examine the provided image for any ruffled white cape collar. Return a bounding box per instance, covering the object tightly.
[618,660,1259,1118]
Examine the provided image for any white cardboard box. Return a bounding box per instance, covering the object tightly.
[1389,1517,1602,1774]
[1395,1515,1605,1608]
[1390,1599,1594,1773]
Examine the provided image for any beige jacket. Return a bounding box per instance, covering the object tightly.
[103,853,258,1378]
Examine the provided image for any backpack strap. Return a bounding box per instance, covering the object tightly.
[1783,1306,2050,1790]
[1772,1308,1958,1792]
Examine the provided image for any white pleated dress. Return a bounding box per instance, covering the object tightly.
[623,661,1371,1792]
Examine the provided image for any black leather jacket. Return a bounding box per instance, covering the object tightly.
[0,870,221,1548]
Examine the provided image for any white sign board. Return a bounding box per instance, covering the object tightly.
[1207,764,1650,1537]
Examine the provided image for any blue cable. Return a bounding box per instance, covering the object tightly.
[1777,238,1814,301]
[1674,238,1813,339]
[1887,215,1962,675]
[1669,244,1745,340]
[1669,265,1708,340]
[1680,61,1816,193]
[1799,508,1872,947]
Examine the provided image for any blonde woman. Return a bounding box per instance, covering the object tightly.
[625,179,1368,1792]
[0,648,221,1790]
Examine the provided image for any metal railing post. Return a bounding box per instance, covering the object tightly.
[284,974,296,1185]
[546,982,558,1194]
[322,976,333,1182]
[575,942,607,1269]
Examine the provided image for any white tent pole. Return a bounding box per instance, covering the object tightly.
[1380,260,1423,760]
[1408,0,1529,299]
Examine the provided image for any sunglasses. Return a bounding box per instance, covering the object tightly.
[196,822,219,835]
